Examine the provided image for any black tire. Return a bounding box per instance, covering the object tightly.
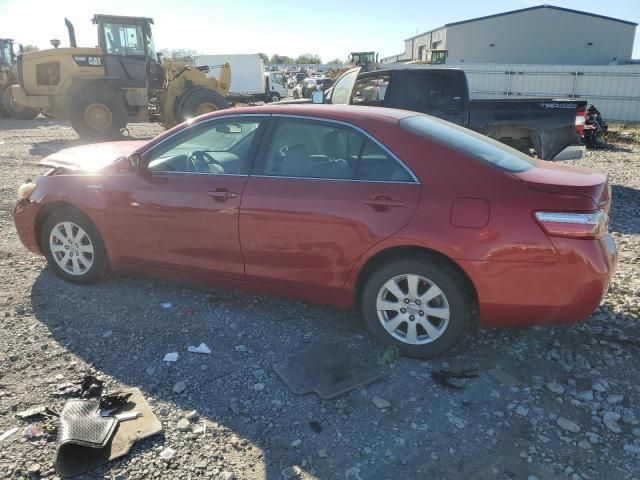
[2,86,39,120]
[361,257,472,358]
[40,208,108,284]
[179,88,229,122]
[69,87,127,140]
[268,92,281,103]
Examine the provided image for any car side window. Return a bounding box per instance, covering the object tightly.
[147,119,263,175]
[261,119,363,180]
[354,139,415,183]
[351,74,390,106]
[260,118,415,183]
[330,69,359,105]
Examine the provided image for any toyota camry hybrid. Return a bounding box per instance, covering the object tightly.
[13,104,617,358]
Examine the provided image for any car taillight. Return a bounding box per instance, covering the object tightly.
[575,107,586,135]
[534,210,607,239]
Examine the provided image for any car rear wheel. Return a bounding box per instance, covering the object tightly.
[361,258,470,358]
[41,209,108,284]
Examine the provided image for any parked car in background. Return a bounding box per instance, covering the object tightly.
[14,104,616,358]
[315,77,335,92]
[308,66,588,160]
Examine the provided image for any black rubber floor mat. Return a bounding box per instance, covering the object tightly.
[55,388,162,478]
[273,342,382,399]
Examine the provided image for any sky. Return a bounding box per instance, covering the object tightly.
[1,0,639,62]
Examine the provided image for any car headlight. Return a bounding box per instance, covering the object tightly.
[17,181,37,200]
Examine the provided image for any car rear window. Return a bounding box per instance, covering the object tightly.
[400,115,535,173]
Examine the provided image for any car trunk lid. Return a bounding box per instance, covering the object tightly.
[515,160,609,211]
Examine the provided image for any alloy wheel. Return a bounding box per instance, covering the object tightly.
[49,221,95,276]
[376,274,450,345]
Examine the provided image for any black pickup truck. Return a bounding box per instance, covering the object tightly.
[306,67,587,160]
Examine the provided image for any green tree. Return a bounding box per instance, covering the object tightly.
[295,53,322,64]
[21,44,39,53]
[258,52,269,64]
[269,54,294,64]
[158,48,198,64]
[327,58,344,65]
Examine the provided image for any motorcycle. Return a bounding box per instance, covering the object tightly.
[582,104,608,148]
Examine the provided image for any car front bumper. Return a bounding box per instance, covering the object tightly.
[13,199,41,255]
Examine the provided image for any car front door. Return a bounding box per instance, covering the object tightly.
[239,116,421,291]
[106,116,267,278]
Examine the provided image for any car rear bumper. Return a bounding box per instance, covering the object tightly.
[461,234,617,327]
[553,144,585,161]
[13,199,41,255]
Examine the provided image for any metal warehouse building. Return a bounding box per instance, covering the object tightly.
[381,5,637,65]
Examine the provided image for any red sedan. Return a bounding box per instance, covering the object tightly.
[13,105,617,358]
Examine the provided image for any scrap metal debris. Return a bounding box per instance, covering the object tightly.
[188,343,211,354]
[0,426,19,443]
[16,405,47,420]
[99,390,132,411]
[52,375,104,399]
[431,369,479,390]
[163,352,179,362]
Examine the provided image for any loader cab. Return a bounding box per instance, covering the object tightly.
[0,39,15,66]
[348,51,378,72]
[93,14,164,89]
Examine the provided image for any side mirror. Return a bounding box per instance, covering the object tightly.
[311,90,325,104]
[121,153,142,171]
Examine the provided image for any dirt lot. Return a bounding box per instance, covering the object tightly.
[0,118,639,480]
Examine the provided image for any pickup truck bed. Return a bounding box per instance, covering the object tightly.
[299,67,586,160]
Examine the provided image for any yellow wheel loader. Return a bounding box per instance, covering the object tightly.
[0,38,39,119]
[11,15,231,139]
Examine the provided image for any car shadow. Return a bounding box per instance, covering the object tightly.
[27,266,566,480]
[610,184,640,235]
[29,268,380,479]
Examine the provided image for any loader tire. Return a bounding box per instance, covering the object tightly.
[179,88,229,122]
[2,86,39,120]
[70,88,127,140]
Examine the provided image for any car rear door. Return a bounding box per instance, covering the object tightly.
[106,116,267,278]
[239,116,421,291]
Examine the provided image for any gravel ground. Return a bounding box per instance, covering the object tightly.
[0,118,639,480]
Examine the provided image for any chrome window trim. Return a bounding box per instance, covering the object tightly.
[146,171,249,177]
[267,114,420,184]
[249,174,418,185]
[140,112,420,184]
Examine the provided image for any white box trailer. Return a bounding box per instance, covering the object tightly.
[194,54,287,103]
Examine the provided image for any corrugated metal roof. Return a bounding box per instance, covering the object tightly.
[404,4,637,41]
[446,5,637,28]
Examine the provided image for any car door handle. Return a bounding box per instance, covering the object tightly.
[364,196,404,209]
[206,189,239,201]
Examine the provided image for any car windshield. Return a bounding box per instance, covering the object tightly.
[400,115,536,172]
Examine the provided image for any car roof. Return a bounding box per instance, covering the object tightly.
[199,104,417,124]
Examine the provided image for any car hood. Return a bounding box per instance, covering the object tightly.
[39,141,147,172]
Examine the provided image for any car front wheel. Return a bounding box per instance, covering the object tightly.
[361,258,471,358]
[41,209,108,284]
